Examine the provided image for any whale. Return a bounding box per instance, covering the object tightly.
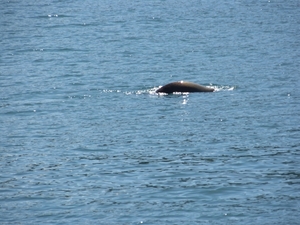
[156,81,214,93]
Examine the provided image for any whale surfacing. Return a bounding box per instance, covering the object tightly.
[156,81,214,93]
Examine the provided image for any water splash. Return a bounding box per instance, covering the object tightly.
[209,85,236,92]
[149,85,236,95]
[95,85,235,96]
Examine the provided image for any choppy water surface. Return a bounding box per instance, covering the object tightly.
[1,0,299,224]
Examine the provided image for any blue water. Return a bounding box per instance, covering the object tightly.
[1,0,299,224]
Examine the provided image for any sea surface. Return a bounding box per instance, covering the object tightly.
[1,0,299,224]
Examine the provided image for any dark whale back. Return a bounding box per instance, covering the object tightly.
[156,81,214,93]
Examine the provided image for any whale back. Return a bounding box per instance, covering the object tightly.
[156,81,214,93]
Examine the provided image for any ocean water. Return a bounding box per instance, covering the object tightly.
[1,0,299,224]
